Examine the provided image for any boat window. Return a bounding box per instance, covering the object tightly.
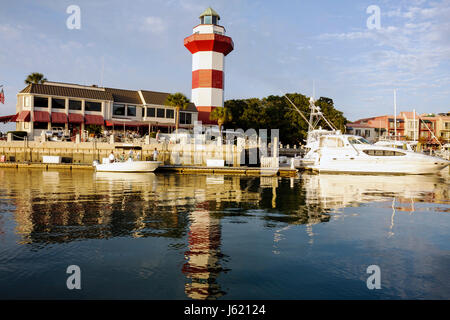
[357,137,371,144]
[348,137,370,144]
[363,150,406,156]
[319,137,344,147]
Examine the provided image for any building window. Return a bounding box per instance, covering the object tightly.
[127,105,136,117]
[355,129,361,136]
[52,98,65,109]
[166,109,174,119]
[34,122,48,129]
[157,108,165,118]
[147,107,155,117]
[51,123,65,129]
[85,101,102,112]
[69,100,82,110]
[180,112,192,125]
[365,130,370,137]
[34,96,48,108]
[113,103,125,116]
[202,16,212,24]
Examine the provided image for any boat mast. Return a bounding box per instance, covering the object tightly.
[394,89,397,141]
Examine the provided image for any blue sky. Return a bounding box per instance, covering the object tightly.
[0,0,449,129]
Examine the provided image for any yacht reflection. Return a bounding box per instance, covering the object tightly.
[301,173,449,211]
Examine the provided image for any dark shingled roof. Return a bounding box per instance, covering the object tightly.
[105,87,143,105]
[140,90,197,112]
[20,83,113,101]
[19,83,197,112]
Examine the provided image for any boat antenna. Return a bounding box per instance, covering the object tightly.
[283,91,337,131]
[283,94,313,128]
[312,80,315,101]
[308,97,337,131]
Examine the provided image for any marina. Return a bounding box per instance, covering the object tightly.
[1,1,449,306]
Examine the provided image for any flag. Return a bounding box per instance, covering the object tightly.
[0,88,4,104]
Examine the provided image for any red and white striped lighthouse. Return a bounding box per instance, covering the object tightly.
[184,7,234,125]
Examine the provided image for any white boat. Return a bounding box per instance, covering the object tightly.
[93,159,162,172]
[285,96,449,174]
[301,133,449,174]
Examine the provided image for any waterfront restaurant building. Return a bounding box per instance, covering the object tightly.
[12,81,198,140]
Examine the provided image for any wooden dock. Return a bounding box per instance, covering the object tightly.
[159,165,297,177]
[0,162,298,177]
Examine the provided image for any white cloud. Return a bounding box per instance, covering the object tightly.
[141,16,167,35]
[317,0,450,88]
[0,24,21,39]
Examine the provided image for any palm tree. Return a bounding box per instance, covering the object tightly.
[25,73,47,84]
[210,107,232,133]
[165,92,190,133]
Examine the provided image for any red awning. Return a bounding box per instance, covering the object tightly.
[0,114,17,123]
[85,114,104,125]
[68,113,84,124]
[51,112,68,124]
[34,111,50,122]
[16,111,31,122]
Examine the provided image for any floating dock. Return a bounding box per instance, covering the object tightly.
[0,162,298,177]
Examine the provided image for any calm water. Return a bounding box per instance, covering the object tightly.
[0,168,449,300]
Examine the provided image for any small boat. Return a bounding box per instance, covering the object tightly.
[93,145,161,172]
[93,159,161,172]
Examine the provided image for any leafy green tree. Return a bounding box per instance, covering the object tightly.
[25,72,47,84]
[165,92,190,132]
[85,124,102,135]
[223,93,348,146]
[209,107,232,133]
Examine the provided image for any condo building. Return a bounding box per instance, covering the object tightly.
[346,112,450,144]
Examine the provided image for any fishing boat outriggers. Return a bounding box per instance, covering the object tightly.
[285,95,450,174]
[93,145,162,172]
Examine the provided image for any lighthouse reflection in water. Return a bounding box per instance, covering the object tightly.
[0,168,448,299]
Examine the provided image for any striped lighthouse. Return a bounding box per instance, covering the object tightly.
[184,7,234,125]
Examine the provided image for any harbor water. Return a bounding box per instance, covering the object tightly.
[0,168,449,299]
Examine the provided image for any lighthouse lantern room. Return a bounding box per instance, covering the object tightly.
[184,7,234,124]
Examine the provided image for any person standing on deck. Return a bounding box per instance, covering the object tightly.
[108,151,115,163]
[153,148,158,161]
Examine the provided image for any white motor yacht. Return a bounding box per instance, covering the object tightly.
[284,95,449,174]
[301,133,449,174]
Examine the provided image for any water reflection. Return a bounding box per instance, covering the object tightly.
[182,210,225,300]
[302,173,449,210]
[0,168,448,300]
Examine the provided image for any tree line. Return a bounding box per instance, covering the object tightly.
[222,93,348,146]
